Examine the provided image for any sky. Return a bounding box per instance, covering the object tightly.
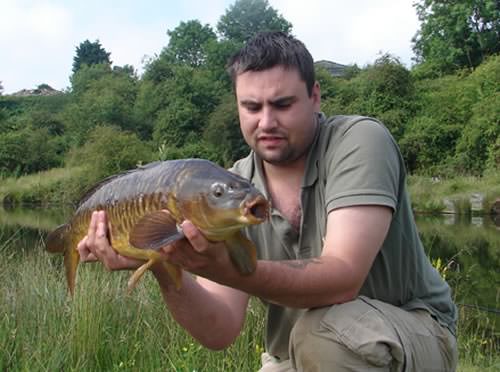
[0,0,420,94]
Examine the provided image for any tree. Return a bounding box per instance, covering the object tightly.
[217,0,293,43]
[72,39,112,73]
[412,0,500,75]
[66,125,153,180]
[166,20,217,67]
[204,93,249,166]
[0,81,3,95]
[64,64,140,145]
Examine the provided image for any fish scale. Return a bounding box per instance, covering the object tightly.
[46,159,269,296]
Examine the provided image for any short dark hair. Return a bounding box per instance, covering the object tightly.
[226,31,316,96]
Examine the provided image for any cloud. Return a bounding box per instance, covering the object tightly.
[0,1,74,92]
[269,0,418,66]
[1,0,420,93]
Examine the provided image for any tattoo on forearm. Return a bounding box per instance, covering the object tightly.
[281,258,321,269]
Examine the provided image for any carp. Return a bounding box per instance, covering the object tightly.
[46,159,269,295]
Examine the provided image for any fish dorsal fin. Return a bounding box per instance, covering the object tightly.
[129,210,185,250]
[76,162,164,207]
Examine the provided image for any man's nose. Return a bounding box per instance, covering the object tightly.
[258,107,277,130]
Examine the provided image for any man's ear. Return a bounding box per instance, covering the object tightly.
[312,81,321,111]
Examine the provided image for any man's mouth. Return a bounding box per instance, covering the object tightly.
[257,135,286,146]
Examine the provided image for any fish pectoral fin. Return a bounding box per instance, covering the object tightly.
[129,210,185,250]
[226,232,257,275]
[46,224,69,253]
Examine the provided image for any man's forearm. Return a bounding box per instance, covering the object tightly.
[152,266,247,350]
[220,256,361,308]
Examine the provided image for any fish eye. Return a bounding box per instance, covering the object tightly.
[212,184,225,198]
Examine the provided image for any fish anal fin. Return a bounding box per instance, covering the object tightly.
[129,210,185,251]
[161,261,183,290]
[127,259,155,293]
[226,232,257,275]
[127,258,183,292]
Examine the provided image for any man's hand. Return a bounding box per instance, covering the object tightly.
[160,220,237,282]
[76,210,142,271]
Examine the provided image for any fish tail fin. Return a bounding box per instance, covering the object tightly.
[226,232,257,275]
[46,224,79,296]
[46,224,70,253]
[64,241,80,296]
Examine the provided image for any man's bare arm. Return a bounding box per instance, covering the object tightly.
[178,205,392,308]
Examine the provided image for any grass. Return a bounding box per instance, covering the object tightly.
[1,166,499,215]
[0,228,499,371]
[408,172,500,215]
[0,166,91,207]
[0,230,265,371]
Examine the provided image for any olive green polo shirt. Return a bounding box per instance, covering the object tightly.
[230,113,457,361]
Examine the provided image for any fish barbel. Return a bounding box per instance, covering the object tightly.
[46,159,269,295]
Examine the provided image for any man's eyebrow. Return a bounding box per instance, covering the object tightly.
[239,96,296,107]
[270,96,296,105]
[239,99,260,105]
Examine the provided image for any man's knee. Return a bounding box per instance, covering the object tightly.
[289,299,404,371]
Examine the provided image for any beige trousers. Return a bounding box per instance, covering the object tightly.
[259,296,457,372]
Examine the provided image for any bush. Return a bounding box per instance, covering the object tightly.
[66,125,154,181]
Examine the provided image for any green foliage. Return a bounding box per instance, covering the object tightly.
[70,63,113,96]
[157,137,224,165]
[204,38,243,85]
[400,116,461,174]
[204,93,249,167]
[64,65,141,145]
[350,54,414,139]
[454,93,500,174]
[322,54,415,140]
[1,3,498,182]
[66,126,153,181]
[403,55,500,175]
[153,98,202,147]
[412,0,500,74]
[147,65,223,147]
[314,67,338,101]
[217,0,293,42]
[0,127,63,176]
[72,39,111,74]
[454,55,500,174]
[166,20,217,67]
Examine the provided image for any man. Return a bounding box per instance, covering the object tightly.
[77,32,458,371]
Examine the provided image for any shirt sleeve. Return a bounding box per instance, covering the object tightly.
[325,119,401,213]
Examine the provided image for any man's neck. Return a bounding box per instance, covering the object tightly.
[262,156,306,187]
[262,157,306,230]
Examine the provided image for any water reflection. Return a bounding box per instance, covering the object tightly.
[1,206,499,324]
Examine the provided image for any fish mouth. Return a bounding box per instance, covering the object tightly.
[241,194,269,224]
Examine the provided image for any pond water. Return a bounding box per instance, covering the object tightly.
[1,205,499,327]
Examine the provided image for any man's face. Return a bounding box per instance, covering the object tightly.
[235,65,321,166]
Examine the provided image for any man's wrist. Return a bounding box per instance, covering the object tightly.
[151,262,180,291]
